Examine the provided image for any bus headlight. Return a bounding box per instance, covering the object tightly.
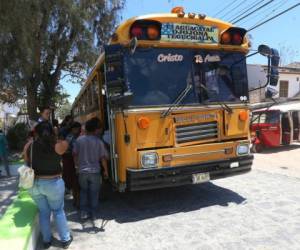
[237,144,249,155]
[141,152,158,168]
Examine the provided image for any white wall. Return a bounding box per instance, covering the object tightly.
[273,73,300,98]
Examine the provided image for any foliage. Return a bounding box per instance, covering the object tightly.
[278,43,300,66]
[0,0,124,119]
[6,123,29,151]
[56,100,72,121]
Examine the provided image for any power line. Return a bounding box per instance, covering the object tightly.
[212,0,236,18]
[246,0,289,28]
[238,0,288,26]
[227,0,262,22]
[229,0,264,23]
[219,0,247,19]
[233,0,275,24]
[248,3,300,31]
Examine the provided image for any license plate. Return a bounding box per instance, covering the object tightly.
[230,162,239,168]
[192,172,210,184]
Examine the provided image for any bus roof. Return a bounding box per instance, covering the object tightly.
[111,12,250,53]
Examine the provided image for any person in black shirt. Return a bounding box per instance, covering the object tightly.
[23,122,73,249]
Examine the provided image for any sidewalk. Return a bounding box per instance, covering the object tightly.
[0,176,18,218]
[0,163,21,218]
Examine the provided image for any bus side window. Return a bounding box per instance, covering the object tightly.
[88,85,93,109]
[92,77,99,109]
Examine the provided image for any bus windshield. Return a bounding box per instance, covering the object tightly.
[124,48,248,107]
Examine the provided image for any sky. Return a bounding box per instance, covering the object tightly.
[64,0,300,103]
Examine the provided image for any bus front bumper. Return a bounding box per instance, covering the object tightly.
[127,155,253,191]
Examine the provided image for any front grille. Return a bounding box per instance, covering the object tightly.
[175,121,218,144]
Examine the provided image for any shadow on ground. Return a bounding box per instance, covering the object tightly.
[36,182,246,249]
[0,176,18,218]
[256,144,300,154]
[66,182,246,224]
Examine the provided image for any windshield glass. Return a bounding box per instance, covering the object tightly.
[124,48,248,107]
[252,111,280,124]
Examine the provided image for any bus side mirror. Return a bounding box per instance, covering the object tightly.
[258,45,280,87]
[265,86,278,98]
[269,49,280,86]
[258,44,272,57]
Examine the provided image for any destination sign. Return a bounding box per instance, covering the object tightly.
[161,23,219,44]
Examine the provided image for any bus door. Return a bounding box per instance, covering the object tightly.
[292,111,300,141]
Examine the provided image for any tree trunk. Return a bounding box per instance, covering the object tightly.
[26,85,38,121]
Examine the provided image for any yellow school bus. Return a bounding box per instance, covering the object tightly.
[71,7,279,191]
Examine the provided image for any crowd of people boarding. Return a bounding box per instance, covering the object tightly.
[23,106,109,249]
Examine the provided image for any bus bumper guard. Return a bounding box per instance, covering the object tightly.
[127,155,253,191]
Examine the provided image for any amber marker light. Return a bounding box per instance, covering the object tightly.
[239,110,248,121]
[198,14,206,19]
[224,147,233,155]
[137,117,150,129]
[162,154,173,162]
[171,6,184,14]
[188,13,196,18]
[147,25,160,40]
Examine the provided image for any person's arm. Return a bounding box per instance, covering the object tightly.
[99,140,109,178]
[101,158,108,178]
[72,140,79,172]
[23,140,32,164]
[55,140,68,155]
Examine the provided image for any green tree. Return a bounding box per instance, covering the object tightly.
[56,100,72,121]
[0,0,124,120]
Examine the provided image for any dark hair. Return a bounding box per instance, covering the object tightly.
[39,106,51,113]
[85,118,100,133]
[35,121,56,151]
[52,119,59,127]
[61,115,72,127]
[70,122,81,129]
[0,129,3,133]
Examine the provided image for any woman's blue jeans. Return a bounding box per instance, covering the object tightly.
[29,177,71,242]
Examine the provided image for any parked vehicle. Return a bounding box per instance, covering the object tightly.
[72,7,280,191]
[250,103,300,152]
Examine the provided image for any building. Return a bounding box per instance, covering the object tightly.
[0,103,19,132]
[247,63,300,103]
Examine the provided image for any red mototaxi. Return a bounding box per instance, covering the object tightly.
[250,103,300,152]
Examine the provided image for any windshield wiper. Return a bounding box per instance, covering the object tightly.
[199,84,233,113]
[161,84,193,118]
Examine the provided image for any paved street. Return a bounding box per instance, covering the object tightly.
[41,145,300,250]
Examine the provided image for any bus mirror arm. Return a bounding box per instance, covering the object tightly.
[128,37,138,55]
[229,51,259,70]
